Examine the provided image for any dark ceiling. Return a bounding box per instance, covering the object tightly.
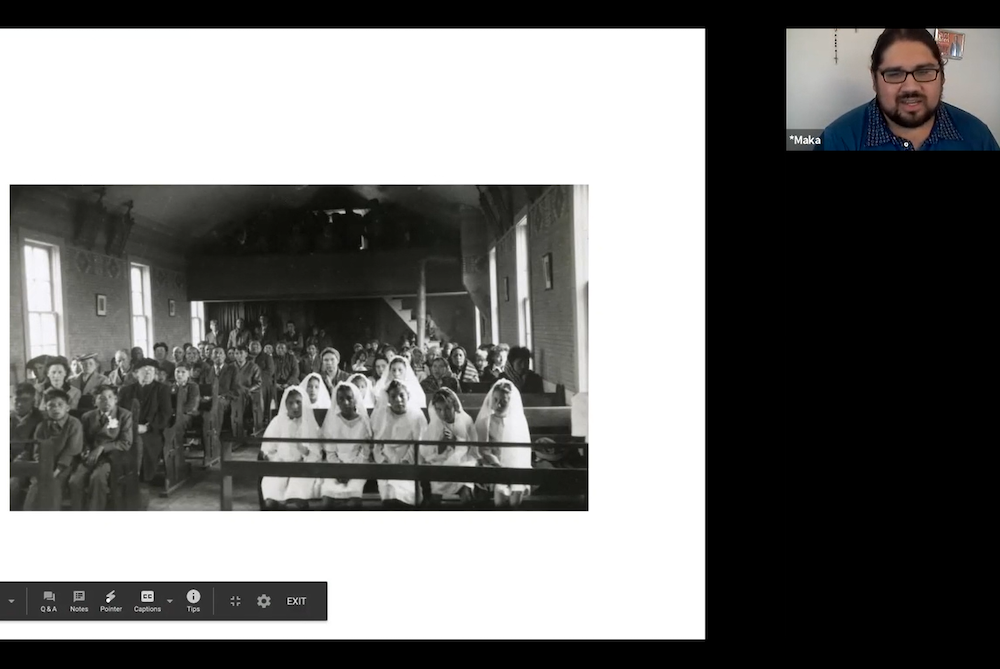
[47,184,488,256]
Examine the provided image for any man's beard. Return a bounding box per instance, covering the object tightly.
[879,92,939,129]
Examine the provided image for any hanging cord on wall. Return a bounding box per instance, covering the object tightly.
[833,28,859,65]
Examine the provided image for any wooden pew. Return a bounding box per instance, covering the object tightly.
[455,392,563,408]
[9,440,57,510]
[309,406,573,436]
[221,436,588,511]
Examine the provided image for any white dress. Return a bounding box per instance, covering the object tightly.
[422,411,479,496]
[373,407,427,505]
[474,380,533,496]
[320,413,372,499]
[260,386,323,503]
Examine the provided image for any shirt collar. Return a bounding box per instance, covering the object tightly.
[48,414,69,430]
[865,98,964,148]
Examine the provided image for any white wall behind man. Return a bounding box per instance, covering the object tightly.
[786,28,1000,139]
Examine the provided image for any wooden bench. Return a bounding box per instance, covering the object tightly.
[454,392,563,408]
[308,406,573,437]
[9,410,144,511]
[159,382,225,497]
[219,436,588,511]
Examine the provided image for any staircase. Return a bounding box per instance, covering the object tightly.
[383,297,446,346]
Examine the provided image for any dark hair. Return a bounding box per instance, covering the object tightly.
[871,29,945,77]
[386,380,408,396]
[374,354,389,367]
[43,387,70,404]
[15,382,36,398]
[45,358,70,378]
[236,345,248,353]
[175,362,189,371]
[382,346,397,358]
[154,342,168,353]
[335,385,355,401]
[432,388,458,409]
[94,384,117,397]
[478,343,493,352]
[287,320,295,326]
[183,343,193,351]
[508,346,532,364]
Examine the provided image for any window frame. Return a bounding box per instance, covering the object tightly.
[130,262,154,358]
[21,236,66,361]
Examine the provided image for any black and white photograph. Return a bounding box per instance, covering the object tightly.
[9,185,589,511]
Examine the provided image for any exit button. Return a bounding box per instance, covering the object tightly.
[286,596,308,606]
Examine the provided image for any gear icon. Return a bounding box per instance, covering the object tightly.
[257,594,271,609]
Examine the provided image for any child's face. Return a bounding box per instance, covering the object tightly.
[96,389,117,414]
[45,397,69,421]
[308,345,318,357]
[433,400,456,424]
[431,359,449,379]
[497,349,508,367]
[285,391,303,419]
[390,361,406,380]
[389,387,408,414]
[475,351,488,371]
[306,378,321,403]
[175,368,190,385]
[492,387,511,413]
[336,388,358,419]
[157,370,168,384]
[374,359,388,377]
[351,376,368,393]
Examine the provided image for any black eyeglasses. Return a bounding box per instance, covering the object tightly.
[880,68,940,84]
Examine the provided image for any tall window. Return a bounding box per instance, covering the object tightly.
[515,216,532,350]
[489,247,499,345]
[23,241,63,359]
[130,263,153,357]
[191,301,205,345]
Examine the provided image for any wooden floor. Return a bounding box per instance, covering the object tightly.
[144,449,587,511]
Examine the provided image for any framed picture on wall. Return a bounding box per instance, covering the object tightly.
[504,277,510,302]
[934,29,965,60]
[168,299,176,317]
[96,294,107,317]
[543,253,553,290]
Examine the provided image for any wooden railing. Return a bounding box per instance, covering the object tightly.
[219,436,587,511]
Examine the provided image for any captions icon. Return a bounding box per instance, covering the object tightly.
[141,591,154,603]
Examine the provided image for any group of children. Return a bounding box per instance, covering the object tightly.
[259,356,534,510]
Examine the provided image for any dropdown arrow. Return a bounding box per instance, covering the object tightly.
[7,599,13,604]
[166,599,173,603]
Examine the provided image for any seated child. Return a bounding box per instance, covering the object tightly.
[474,379,532,509]
[422,388,479,506]
[260,386,322,510]
[348,373,376,410]
[372,380,427,508]
[319,382,374,509]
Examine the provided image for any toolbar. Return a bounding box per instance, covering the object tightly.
[0,583,326,621]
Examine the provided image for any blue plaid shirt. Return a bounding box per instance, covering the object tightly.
[817,98,999,151]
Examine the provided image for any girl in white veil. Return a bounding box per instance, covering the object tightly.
[475,379,532,508]
[372,380,428,508]
[372,355,427,410]
[348,373,376,410]
[260,385,323,510]
[423,387,480,506]
[319,381,374,509]
[300,372,332,420]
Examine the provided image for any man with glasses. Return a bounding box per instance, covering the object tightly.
[817,29,999,151]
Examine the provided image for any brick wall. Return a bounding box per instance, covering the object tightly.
[495,229,519,347]
[11,229,189,377]
[60,245,132,373]
[527,185,577,392]
[10,231,27,384]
